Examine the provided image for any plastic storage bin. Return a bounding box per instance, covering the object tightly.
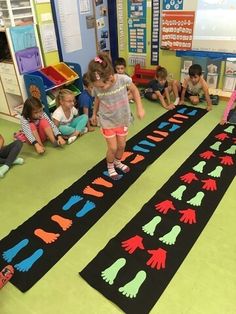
[15,47,41,74]
[67,84,81,96]
[53,62,78,81]
[41,66,67,85]
[28,71,55,90]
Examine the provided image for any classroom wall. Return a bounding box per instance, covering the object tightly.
[33,2,59,66]
[117,1,181,80]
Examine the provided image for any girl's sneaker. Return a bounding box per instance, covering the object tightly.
[0,265,14,289]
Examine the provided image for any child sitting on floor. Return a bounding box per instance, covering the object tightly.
[0,134,24,178]
[175,64,212,111]
[78,73,95,132]
[52,89,88,144]
[20,97,66,154]
[220,90,236,125]
[114,57,134,102]
[144,66,177,110]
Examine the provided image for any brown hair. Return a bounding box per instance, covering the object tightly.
[156,66,168,79]
[82,72,90,88]
[87,52,114,83]
[55,89,75,107]
[22,97,43,120]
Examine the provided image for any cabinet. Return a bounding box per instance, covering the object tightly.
[24,62,83,116]
[0,0,35,28]
[0,25,43,122]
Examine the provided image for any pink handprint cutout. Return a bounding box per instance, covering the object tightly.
[180,172,199,184]
[179,208,196,224]
[146,248,167,270]
[201,179,217,191]
[219,155,234,166]
[121,235,145,254]
[215,133,229,141]
[155,200,175,214]
[199,150,216,160]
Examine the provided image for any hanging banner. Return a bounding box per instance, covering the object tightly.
[128,0,147,54]
[151,0,160,65]
[161,11,195,51]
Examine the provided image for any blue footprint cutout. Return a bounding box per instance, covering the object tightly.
[103,171,123,180]
[62,195,83,211]
[138,140,156,147]
[2,239,29,263]
[158,122,170,129]
[187,109,197,116]
[169,124,180,132]
[177,108,187,114]
[76,201,96,217]
[133,145,150,153]
[14,249,43,272]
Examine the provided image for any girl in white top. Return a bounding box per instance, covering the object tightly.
[52,89,88,144]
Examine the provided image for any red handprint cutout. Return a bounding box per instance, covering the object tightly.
[215,133,229,141]
[201,179,217,191]
[146,248,167,270]
[180,172,199,184]
[179,208,196,224]
[155,200,175,214]
[199,150,216,160]
[121,235,145,254]
[219,155,234,166]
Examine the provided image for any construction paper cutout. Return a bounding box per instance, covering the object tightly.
[146,135,164,142]
[2,239,29,263]
[208,166,223,178]
[155,200,175,214]
[103,171,123,180]
[83,186,104,197]
[121,235,145,254]
[187,109,197,116]
[14,249,43,272]
[118,270,146,298]
[210,141,222,151]
[62,195,83,211]
[199,150,216,160]
[174,114,188,119]
[224,125,234,133]
[177,107,187,114]
[142,216,162,236]
[171,185,186,200]
[92,177,113,188]
[215,133,229,141]
[169,124,180,132]
[159,225,181,245]
[130,154,145,164]
[158,122,170,129]
[51,215,72,231]
[76,200,96,218]
[224,145,236,154]
[34,229,60,244]
[146,248,167,270]
[180,172,198,184]
[121,151,134,161]
[219,156,234,166]
[187,192,205,206]
[192,161,206,173]
[153,130,168,137]
[133,145,150,153]
[179,209,196,224]
[101,258,126,285]
[168,117,183,124]
[201,179,217,191]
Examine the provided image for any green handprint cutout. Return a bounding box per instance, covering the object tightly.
[142,216,162,236]
[187,191,205,206]
[192,161,206,173]
[159,225,181,245]
[224,145,236,155]
[171,185,186,200]
[101,258,126,285]
[210,141,222,151]
[224,125,235,134]
[208,165,223,178]
[119,270,146,298]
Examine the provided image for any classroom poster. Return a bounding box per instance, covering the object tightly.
[161,11,195,51]
[163,0,184,10]
[151,0,160,65]
[117,0,125,51]
[128,0,147,54]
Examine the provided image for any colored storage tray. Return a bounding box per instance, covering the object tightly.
[41,66,67,85]
[28,71,55,90]
[53,62,78,81]
[67,84,81,96]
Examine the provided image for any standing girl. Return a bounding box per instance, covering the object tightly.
[88,53,145,180]
[220,90,236,125]
[52,89,88,144]
[20,97,66,154]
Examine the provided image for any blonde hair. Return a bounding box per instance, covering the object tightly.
[87,52,114,83]
[56,89,74,107]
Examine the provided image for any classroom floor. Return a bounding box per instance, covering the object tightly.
[1,99,236,314]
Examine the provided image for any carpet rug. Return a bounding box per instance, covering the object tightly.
[0,105,206,292]
[80,123,236,314]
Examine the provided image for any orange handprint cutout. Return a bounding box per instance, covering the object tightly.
[146,135,164,142]
[83,186,104,197]
[153,130,168,137]
[121,151,133,161]
[51,215,72,231]
[168,117,183,124]
[34,229,60,244]
[92,177,113,188]
[130,154,145,164]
